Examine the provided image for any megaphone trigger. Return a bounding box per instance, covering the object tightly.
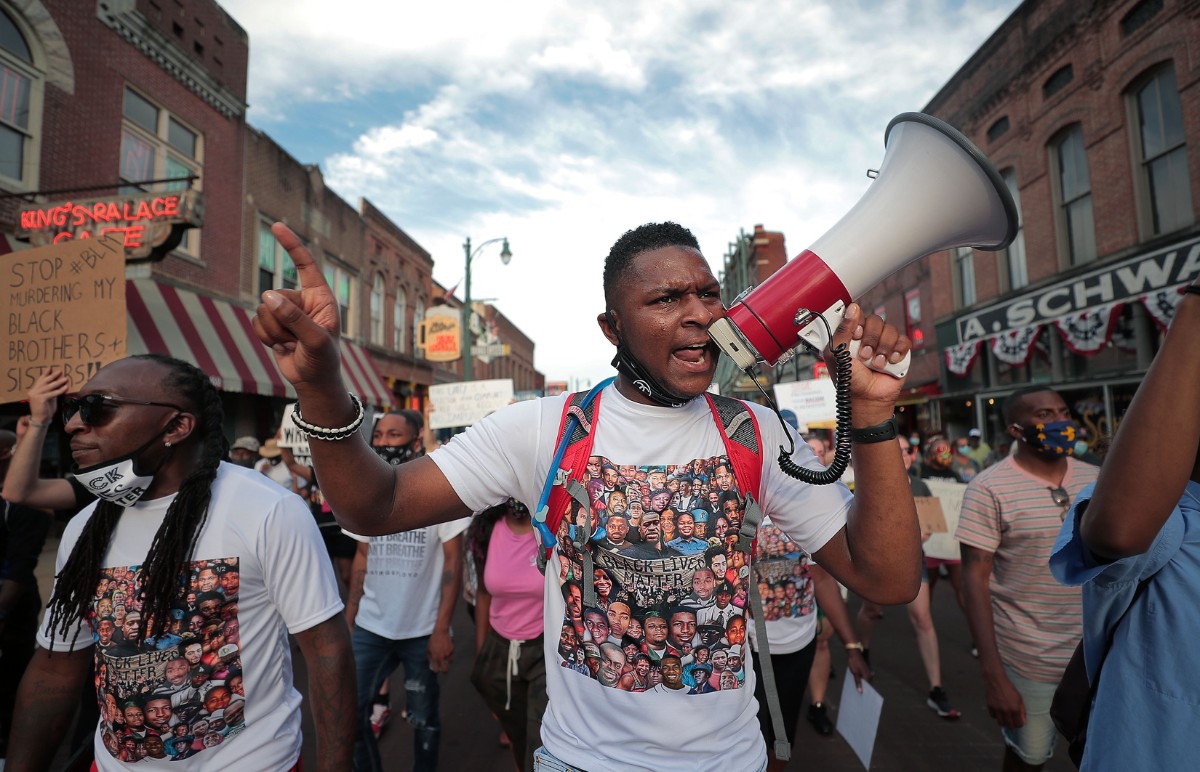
[847,339,910,379]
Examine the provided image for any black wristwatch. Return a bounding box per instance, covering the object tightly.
[850,415,899,444]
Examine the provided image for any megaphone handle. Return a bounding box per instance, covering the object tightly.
[798,306,911,379]
[847,339,910,380]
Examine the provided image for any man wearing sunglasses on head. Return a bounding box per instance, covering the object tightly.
[956,386,1098,772]
[6,355,354,772]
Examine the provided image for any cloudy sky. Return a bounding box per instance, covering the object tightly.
[222,0,1021,387]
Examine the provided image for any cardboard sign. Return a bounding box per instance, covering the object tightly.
[922,479,968,560]
[914,496,949,537]
[429,379,514,429]
[2,236,127,403]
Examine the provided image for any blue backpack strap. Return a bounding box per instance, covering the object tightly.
[532,377,614,572]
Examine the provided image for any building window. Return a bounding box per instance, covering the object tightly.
[1002,169,1028,290]
[954,247,976,307]
[370,274,385,346]
[986,116,1010,144]
[1043,65,1074,99]
[256,221,297,296]
[412,299,425,354]
[323,260,356,337]
[1132,65,1193,236]
[393,291,407,353]
[1121,0,1162,37]
[0,8,40,187]
[120,86,203,255]
[1052,126,1097,266]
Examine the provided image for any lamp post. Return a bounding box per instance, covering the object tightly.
[462,236,512,381]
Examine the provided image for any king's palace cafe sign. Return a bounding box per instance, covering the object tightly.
[954,233,1200,344]
[15,190,204,260]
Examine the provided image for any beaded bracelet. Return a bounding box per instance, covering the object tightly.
[290,393,365,441]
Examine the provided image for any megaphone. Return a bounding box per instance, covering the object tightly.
[708,112,1018,379]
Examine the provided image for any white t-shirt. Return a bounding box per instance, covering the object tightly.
[344,518,471,640]
[431,384,851,772]
[746,517,818,655]
[37,463,343,771]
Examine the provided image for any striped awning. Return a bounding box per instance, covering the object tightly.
[126,280,394,408]
[127,279,293,398]
[338,339,394,409]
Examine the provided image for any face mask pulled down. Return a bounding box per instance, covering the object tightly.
[70,430,172,507]
[1018,420,1079,456]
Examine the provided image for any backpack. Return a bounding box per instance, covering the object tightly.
[530,378,794,761]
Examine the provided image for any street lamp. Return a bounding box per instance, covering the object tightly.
[462,236,512,381]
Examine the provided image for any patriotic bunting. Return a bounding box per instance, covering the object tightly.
[1053,302,1124,356]
[944,340,982,377]
[990,325,1042,366]
[1142,285,1187,331]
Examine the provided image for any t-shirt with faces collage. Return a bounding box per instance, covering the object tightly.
[746,516,818,656]
[37,463,343,770]
[431,384,852,772]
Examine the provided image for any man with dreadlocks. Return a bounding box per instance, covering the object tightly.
[7,355,354,771]
[254,221,921,772]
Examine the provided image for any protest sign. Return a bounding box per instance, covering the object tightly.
[922,479,968,560]
[2,235,126,403]
[914,496,949,537]
[276,403,312,467]
[429,379,514,429]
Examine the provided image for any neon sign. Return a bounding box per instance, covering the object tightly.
[17,190,204,260]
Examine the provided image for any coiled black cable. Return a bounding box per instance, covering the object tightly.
[750,310,854,485]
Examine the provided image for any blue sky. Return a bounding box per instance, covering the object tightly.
[222,0,1023,386]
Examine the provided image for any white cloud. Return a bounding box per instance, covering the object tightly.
[223,0,1022,385]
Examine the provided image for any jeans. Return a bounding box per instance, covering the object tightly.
[1000,665,1059,766]
[353,625,441,772]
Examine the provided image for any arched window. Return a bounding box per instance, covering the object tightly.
[1050,125,1096,266]
[0,7,41,188]
[393,290,407,353]
[370,273,385,346]
[1130,64,1192,236]
[1001,169,1027,290]
[412,299,425,355]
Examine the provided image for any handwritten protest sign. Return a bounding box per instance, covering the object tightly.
[922,479,968,560]
[429,379,514,429]
[276,404,312,467]
[2,236,126,403]
[914,496,949,538]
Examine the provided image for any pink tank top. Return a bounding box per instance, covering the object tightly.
[483,518,544,641]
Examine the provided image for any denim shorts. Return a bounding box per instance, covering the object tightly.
[1000,665,1059,765]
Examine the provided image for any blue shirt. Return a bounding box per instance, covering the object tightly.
[1050,481,1200,771]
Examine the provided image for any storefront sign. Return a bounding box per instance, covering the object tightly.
[15,190,204,260]
[2,235,127,402]
[419,307,462,363]
[955,234,1200,343]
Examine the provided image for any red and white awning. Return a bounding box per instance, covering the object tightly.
[126,280,393,407]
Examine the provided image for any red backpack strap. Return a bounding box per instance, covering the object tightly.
[704,393,764,553]
[533,385,608,568]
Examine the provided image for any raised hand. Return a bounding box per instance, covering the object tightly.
[252,223,344,391]
[826,303,911,408]
[27,368,70,424]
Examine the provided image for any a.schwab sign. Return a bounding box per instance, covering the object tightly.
[955,233,1200,344]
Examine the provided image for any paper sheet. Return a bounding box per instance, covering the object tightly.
[835,668,884,770]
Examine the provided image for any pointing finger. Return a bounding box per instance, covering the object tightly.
[271,222,329,293]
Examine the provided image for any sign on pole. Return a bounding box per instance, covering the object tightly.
[2,235,127,403]
[419,307,462,362]
[429,379,514,429]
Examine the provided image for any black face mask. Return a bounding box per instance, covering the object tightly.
[606,311,694,409]
[372,444,419,466]
[230,456,256,469]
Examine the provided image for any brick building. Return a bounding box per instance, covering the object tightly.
[0,0,546,448]
[855,0,1199,446]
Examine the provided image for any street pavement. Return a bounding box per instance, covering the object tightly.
[35,534,1076,771]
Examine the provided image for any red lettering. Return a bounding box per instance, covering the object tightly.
[52,232,73,244]
[157,196,179,217]
[92,203,106,222]
[124,225,145,248]
[105,203,121,221]
[72,205,86,226]
[136,201,153,220]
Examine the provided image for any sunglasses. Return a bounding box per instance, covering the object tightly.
[63,394,184,426]
[1049,486,1070,508]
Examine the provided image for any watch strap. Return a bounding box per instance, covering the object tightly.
[850,415,898,444]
